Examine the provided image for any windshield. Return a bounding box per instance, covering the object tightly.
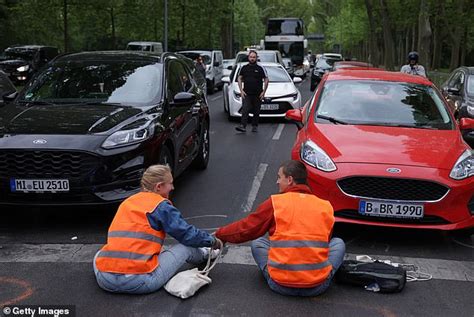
[316,58,339,69]
[5,50,35,61]
[235,66,290,83]
[315,80,453,130]
[127,44,152,52]
[236,53,277,63]
[467,75,474,97]
[223,59,235,68]
[266,19,304,36]
[179,52,212,65]
[264,42,304,65]
[19,60,163,105]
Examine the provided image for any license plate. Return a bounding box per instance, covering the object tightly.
[359,200,424,219]
[261,103,279,110]
[10,179,70,193]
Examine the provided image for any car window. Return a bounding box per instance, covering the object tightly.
[167,61,192,101]
[316,58,338,68]
[20,60,163,105]
[314,80,453,130]
[448,71,462,89]
[467,75,474,97]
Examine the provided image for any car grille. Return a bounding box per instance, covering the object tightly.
[335,210,449,225]
[337,177,449,202]
[0,150,99,179]
[0,64,18,73]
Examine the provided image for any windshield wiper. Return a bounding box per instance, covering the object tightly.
[18,100,56,106]
[316,114,348,125]
[81,101,122,106]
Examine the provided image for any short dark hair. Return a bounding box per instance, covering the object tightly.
[248,50,258,57]
[280,160,307,184]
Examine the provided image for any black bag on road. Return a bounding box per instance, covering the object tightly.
[335,260,407,293]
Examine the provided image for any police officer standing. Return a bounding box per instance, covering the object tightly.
[235,50,269,133]
[400,51,426,77]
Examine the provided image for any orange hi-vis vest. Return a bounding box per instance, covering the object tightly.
[95,192,167,274]
[268,192,335,288]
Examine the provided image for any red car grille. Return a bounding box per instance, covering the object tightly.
[337,177,449,202]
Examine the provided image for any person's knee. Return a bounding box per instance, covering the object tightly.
[331,237,345,250]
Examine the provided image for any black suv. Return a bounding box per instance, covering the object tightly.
[0,45,59,84]
[0,51,210,206]
[310,56,342,91]
[441,66,474,147]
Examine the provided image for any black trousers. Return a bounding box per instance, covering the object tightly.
[240,94,262,127]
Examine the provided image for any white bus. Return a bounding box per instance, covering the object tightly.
[260,18,308,77]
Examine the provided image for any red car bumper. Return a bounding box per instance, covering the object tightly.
[298,160,474,231]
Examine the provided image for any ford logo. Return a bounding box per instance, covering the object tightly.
[386,168,401,174]
[32,139,47,145]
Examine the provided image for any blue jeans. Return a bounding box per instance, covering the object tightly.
[251,237,346,296]
[93,244,206,294]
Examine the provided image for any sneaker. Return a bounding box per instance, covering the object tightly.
[199,247,220,260]
[251,126,258,132]
[235,125,246,133]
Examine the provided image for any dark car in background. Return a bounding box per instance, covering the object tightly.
[0,51,210,206]
[310,56,342,91]
[0,45,59,85]
[441,66,474,147]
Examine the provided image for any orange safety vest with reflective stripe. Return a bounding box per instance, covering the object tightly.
[268,192,335,288]
[95,192,167,274]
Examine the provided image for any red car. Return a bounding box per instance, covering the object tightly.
[286,69,474,230]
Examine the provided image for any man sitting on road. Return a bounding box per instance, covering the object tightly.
[215,160,345,296]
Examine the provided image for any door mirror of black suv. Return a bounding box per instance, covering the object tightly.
[173,92,196,105]
[3,91,18,102]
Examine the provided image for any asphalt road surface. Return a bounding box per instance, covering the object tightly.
[1,78,473,317]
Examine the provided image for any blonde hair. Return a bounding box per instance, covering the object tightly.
[140,164,172,192]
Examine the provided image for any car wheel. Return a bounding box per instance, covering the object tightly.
[158,145,174,174]
[193,122,210,169]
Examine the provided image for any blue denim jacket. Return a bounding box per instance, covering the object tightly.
[146,201,215,247]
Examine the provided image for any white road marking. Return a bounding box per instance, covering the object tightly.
[210,95,222,101]
[242,163,268,213]
[1,244,472,282]
[272,124,285,140]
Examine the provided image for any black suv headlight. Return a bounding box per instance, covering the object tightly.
[102,122,154,149]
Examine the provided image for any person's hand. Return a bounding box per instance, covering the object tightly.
[212,238,224,249]
[241,90,247,99]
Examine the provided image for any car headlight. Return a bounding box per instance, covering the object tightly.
[102,123,154,149]
[16,65,29,72]
[467,103,474,116]
[233,90,241,100]
[289,92,298,101]
[449,149,474,180]
[300,140,336,172]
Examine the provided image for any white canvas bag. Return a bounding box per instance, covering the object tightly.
[164,242,223,299]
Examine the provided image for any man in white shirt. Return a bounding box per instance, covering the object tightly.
[400,51,426,77]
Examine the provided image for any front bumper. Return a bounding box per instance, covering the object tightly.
[229,94,301,118]
[294,157,474,230]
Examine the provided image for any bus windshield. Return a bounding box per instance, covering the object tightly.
[266,19,304,36]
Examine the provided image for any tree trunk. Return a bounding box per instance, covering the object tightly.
[417,0,431,70]
[63,0,68,52]
[431,1,444,70]
[364,0,378,67]
[448,0,464,70]
[379,0,396,70]
[110,6,116,49]
[181,0,186,48]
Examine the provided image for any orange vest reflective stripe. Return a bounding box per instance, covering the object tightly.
[95,192,167,274]
[268,192,335,288]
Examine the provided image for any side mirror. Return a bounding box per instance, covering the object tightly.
[3,91,18,102]
[447,87,460,95]
[221,76,230,84]
[293,77,302,83]
[213,61,219,67]
[459,118,474,130]
[172,92,196,105]
[227,65,233,70]
[285,109,303,130]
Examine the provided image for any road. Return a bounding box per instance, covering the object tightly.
[1,78,473,317]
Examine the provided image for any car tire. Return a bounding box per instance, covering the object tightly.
[158,145,174,174]
[193,122,210,169]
